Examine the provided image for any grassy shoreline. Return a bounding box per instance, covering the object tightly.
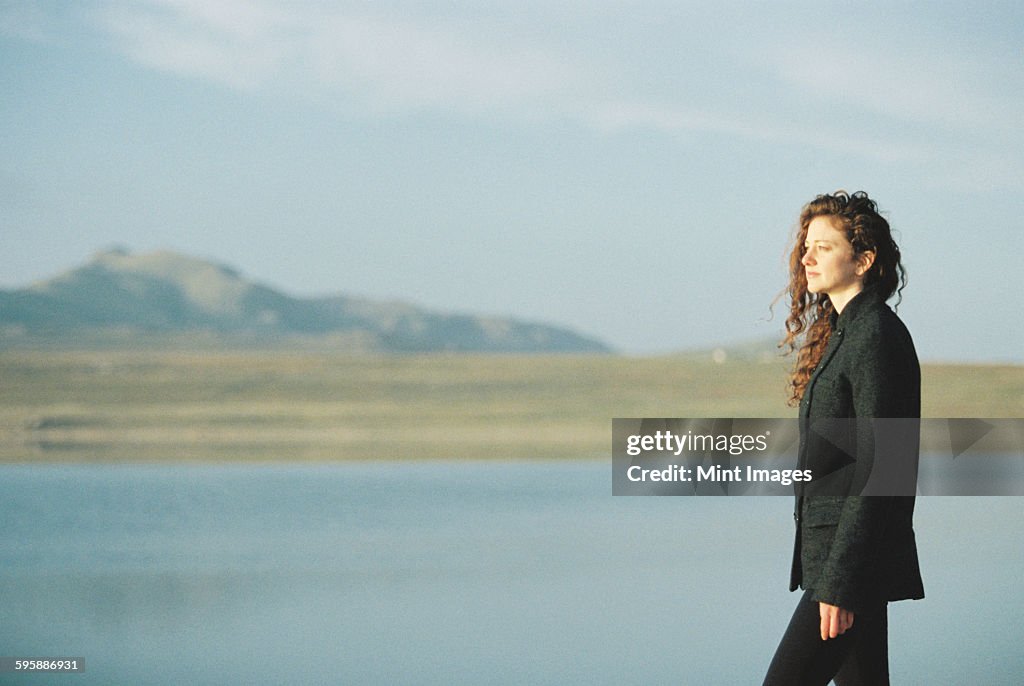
[1,351,1021,462]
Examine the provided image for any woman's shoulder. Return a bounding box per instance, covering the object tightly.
[844,298,913,345]
[838,299,918,374]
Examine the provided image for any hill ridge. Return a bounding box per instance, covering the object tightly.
[1,249,610,353]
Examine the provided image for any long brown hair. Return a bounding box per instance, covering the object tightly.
[780,191,906,406]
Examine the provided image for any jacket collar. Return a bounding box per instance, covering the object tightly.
[829,282,887,332]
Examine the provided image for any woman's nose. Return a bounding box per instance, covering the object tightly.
[801,250,814,266]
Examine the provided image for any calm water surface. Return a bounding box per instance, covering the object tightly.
[1,462,1021,685]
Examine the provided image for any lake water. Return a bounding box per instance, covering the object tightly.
[1,461,1022,685]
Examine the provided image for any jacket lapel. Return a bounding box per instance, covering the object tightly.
[802,331,843,413]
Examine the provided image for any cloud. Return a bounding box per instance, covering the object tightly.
[91,1,913,159]
[761,32,1022,140]
[96,0,583,112]
[0,1,61,43]
[83,0,1021,184]
[584,100,924,164]
[97,0,321,91]
[312,15,582,112]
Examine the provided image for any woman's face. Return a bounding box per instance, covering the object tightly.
[801,216,865,300]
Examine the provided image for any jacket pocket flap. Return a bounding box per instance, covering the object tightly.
[803,496,845,527]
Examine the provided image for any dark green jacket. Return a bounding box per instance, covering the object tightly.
[789,285,925,613]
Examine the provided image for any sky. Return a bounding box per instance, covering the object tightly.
[1,0,1022,361]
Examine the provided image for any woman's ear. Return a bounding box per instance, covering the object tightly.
[855,250,876,276]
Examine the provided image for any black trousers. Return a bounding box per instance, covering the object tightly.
[763,590,889,686]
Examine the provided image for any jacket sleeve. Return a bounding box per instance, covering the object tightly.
[810,322,919,612]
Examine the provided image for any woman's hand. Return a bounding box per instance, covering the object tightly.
[819,602,854,640]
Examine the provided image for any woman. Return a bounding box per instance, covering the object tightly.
[763,191,924,685]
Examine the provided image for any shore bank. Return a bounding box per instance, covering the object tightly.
[1,351,1020,462]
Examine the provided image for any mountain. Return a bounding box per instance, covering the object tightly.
[0,249,611,353]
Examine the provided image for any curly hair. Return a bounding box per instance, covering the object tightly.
[780,191,906,406]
